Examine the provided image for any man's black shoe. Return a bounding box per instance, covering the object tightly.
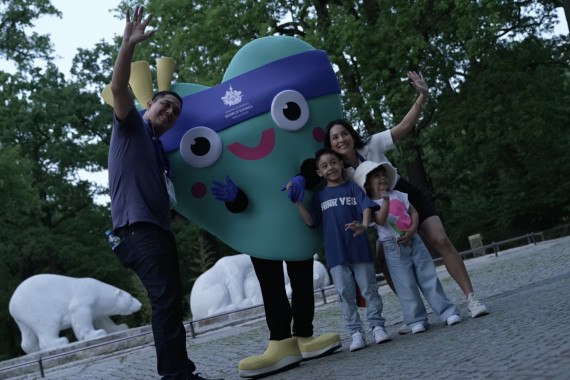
[187,372,224,380]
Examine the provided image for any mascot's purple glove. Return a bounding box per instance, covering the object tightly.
[212,175,239,202]
[281,175,306,203]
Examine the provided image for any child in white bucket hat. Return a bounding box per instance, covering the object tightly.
[351,161,462,334]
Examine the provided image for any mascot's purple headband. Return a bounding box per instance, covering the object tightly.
[160,50,341,153]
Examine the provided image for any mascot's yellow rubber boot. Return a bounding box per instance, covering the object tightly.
[238,337,302,378]
[297,332,342,360]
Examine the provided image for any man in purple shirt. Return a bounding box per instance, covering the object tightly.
[108,6,219,380]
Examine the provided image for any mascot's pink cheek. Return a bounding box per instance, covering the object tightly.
[313,127,325,142]
[191,182,207,198]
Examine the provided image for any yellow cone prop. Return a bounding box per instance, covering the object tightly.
[101,84,114,107]
[129,61,154,109]
[100,57,176,109]
[157,57,175,92]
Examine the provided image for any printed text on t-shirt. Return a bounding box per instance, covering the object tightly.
[321,197,357,211]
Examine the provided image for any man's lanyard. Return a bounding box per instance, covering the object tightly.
[145,121,177,205]
[145,121,172,179]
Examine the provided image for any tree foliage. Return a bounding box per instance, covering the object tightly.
[0,0,130,359]
[0,0,59,70]
[423,35,570,245]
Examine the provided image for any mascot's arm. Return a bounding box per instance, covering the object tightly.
[211,175,249,213]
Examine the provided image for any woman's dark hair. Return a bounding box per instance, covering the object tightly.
[324,119,365,150]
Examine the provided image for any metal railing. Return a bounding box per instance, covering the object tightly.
[0,228,562,377]
[432,231,545,263]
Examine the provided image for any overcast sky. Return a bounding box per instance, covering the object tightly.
[37,0,125,77]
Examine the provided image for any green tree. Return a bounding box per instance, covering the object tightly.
[0,145,42,358]
[0,65,133,359]
[0,0,59,70]
[423,35,570,247]
[0,0,138,358]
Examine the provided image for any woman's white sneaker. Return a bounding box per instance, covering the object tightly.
[467,293,489,318]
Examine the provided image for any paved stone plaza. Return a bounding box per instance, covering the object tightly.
[2,236,569,380]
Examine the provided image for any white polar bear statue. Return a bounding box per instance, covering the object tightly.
[190,254,329,319]
[9,274,142,354]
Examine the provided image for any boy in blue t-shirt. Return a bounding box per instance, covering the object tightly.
[288,148,391,352]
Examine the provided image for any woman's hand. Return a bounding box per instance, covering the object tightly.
[408,71,428,97]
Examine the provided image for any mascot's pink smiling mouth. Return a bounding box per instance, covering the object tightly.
[226,128,275,160]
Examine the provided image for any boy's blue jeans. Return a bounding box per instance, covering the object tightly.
[382,234,458,328]
[329,262,386,335]
[114,222,195,379]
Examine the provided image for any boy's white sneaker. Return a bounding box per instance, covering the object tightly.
[467,293,489,318]
[349,332,366,352]
[410,323,426,334]
[372,326,391,344]
[398,323,409,335]
[446,314,462,325]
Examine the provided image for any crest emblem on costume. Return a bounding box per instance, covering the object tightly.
[221,85,243,106]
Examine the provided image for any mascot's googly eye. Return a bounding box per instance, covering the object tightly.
[180,126,223,168]
[271,90,309,131]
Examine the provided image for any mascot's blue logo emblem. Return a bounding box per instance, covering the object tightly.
[221,85,243,106]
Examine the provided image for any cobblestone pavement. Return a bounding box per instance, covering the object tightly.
[3,236,569,380]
